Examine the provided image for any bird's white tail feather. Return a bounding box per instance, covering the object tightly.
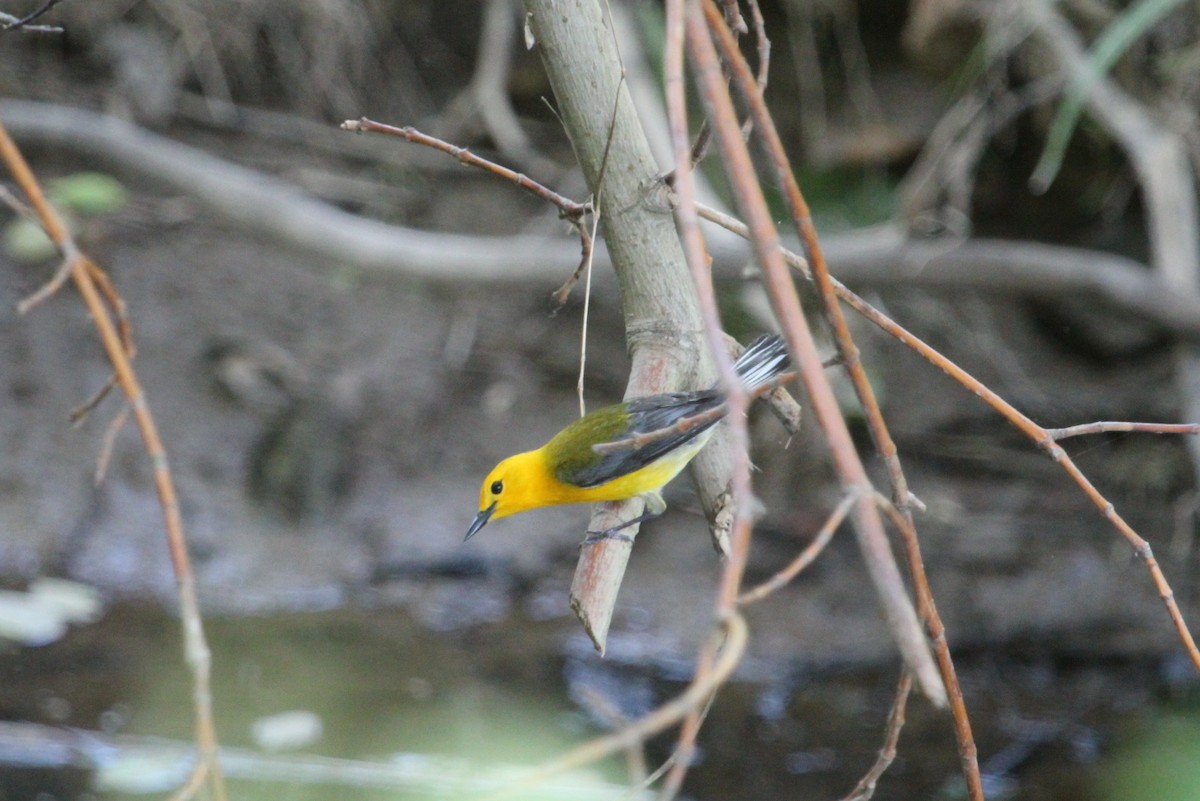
[732,335,789,390]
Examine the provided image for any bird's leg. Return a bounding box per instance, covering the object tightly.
[583,492,666,545]
[583,513,652,544]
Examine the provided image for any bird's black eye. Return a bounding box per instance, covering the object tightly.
[491,480,504,495]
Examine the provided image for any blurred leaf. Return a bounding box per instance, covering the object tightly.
[792,167,899,233]
[251,710,324,752]
[0,579,103,646]
[29,577,103,625]
[4,217,58,263]
[48,171,128,214]
[0,591,67,646]
[1030,0,1189,193]
[1101,715,1200,800]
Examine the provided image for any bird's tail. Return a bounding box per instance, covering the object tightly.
[732,334,790,391]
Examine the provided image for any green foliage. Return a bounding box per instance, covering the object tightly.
[3,171,127,263]
[5,216,64,263]
[784,166,899,233]
[1030,0,1189,192]
[1099,714,1200,801]
[48,172,128,214]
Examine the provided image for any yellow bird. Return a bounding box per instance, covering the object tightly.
[466,335,789,541]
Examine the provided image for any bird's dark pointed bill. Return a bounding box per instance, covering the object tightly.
[465,502,497,541]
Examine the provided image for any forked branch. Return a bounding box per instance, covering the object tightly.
[0,120,226,801]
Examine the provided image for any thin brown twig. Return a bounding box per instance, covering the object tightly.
[17,250,75,314]
[85,258,137,363]
[93,406,130,485]
[737,0,770,143]
[1047,421,1200,440]
[840,278,1200,671]
[659,5,715,791]
[689,0,771,168]
[341,118,589,220]
[697,191,1200,675]
[696,200,810,275]
[737,489,859,605]
[67,263,137,428]
[341,116,598,310]
[0,120,227,801]
[656,1,762,794]
[549,221,594,309]
[573,687,648,787]
[691,1,945,711]
[703,9,977,799]
[840,671,913,801]
[69,378,118,426]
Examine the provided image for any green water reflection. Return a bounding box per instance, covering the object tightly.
[3,599,1199,800]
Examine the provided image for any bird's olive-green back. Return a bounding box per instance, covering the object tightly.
[544,335,789,490]
[543,403,631,487]
[545,392,725,489]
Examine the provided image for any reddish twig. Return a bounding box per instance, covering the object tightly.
[691,1,944,708]
[702,7,979,799]
[549,228,595,309]
[840,671,913,801]
[655,0,765,793]
[0,120,226,801]
[698,181,1200,676]
[746,0,770,94]
[841,281,1200,671]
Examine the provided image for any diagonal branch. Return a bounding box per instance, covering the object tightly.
[689,0,946,708]
[0,119,226,801]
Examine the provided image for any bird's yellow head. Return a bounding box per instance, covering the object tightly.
[465,451,551,540]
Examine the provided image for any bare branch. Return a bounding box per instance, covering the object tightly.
[9,101,1200,340]
[0,0,63,32]
[840,671,913,801]
[694,0,946,711]
[0,119,227,801]
[738,489,858,605]
[342,118,588,220]
[1048,421,1200,440]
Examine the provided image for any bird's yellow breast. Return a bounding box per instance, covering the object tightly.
[544,429,711,505]
[483,426,715,522]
